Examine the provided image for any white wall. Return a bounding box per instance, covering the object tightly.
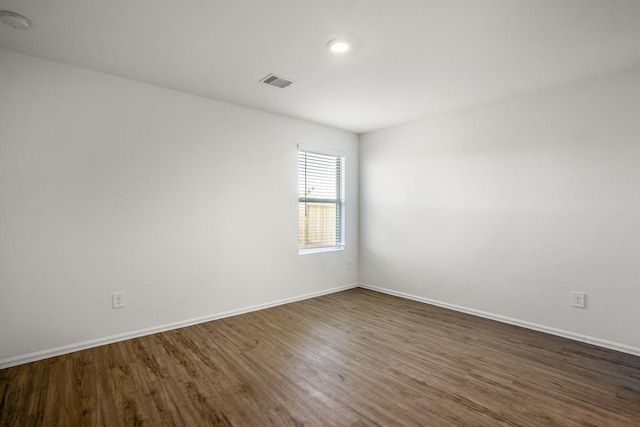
[0,49,358,366]
[360,67,640,354]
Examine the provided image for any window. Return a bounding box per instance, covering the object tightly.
[298,147,345,253]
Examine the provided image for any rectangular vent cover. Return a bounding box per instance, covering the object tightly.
[260,74,294,88]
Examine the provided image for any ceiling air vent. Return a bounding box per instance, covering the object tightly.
[260,74,294,89]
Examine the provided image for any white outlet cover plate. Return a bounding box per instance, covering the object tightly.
[112,292,126,309]
[571,291,585,308]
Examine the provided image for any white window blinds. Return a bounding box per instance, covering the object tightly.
[298,149,345,252]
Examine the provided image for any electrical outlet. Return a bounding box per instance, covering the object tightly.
[571,291,585,308]
[347,259,353,270]
[113,292,126,309]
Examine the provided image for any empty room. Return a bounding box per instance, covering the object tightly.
[1,0,639,425]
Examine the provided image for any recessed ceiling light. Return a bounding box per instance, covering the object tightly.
[0,11,31,31]
[327,39,351,54]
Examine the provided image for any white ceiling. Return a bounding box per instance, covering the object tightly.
[1,0,640,134]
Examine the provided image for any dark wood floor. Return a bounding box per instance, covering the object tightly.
[1,288,639,426]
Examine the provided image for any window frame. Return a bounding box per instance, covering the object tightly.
[297,145,345,254]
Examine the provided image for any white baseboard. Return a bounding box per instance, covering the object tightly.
[359,283,640,358]
[0,283,359,369]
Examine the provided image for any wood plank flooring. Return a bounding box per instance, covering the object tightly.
[1,288,639,426]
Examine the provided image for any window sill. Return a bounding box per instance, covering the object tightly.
[299,247,345,255]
